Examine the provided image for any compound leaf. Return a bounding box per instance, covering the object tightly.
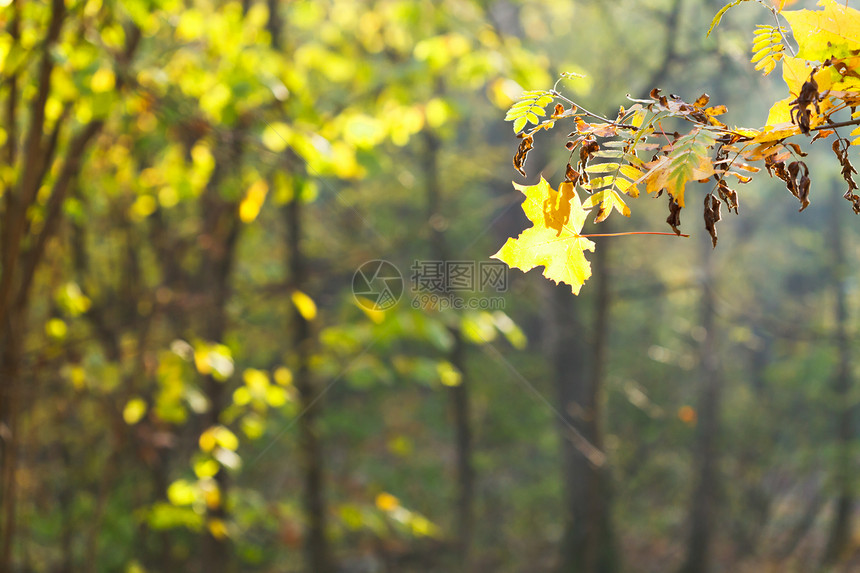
[583,189,631,223]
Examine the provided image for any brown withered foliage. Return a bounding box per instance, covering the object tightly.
[831,139,860,212]
[788,161,811,211]
[577,138,600,185]
[717,179,738,214]
[565,163,581,186]
[789,77,821,135]
[667,196,682,235]
[703,194,721,248]
[765,154,810,212]
[513,134,534,177]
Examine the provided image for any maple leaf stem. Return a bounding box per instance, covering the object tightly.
[579,231,690,238]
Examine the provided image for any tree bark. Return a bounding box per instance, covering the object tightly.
[678,235,723,573]
[0,308,23,573]
[550,232,616,573]
[286,189,332,573]
[197,131,244,573]
[0,11,138,568]
[822,183,854,565]
[449,328,474,566]
[424,129,475,568]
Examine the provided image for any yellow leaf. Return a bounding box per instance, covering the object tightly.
[291,290,317,321]
[123,398,147,425]
[491,178,595,295]
[437,361,462,386]
[425,98,451,128]
[376,492,400,511]
[199,428,217,453]
[763,58,834,133]
[213,426,239,451]
[781,57,832,97]
[208,519,229,539]
[232,386,251,406]
[614,177,640,197]
[167,480,197,506]
[243,368,269,391]
[239,179,268,223]
[758,58,779,76]
[751,46,773,64]
[357,301,385,323]
[619,165,642,179]
[262,123,291,152]
[45,318,67,340]
[194,458,219,479]
[582,190,631,223]
[265,386,288,407]
[772,0,799,11]
[782,0,860,60]
[90,67,115,92]
[274,366,293,386]
[205,491,221,511]
[752,124,801,144]
[765,96,795,126]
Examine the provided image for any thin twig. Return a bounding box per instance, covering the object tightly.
[770,6,797,57]
[550,90,623,125]
[580,231,690,238]
[814,119,860,132]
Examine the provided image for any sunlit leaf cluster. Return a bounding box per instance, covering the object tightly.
[494,0,860,295]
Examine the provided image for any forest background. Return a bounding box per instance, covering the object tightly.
[1,0,859,572]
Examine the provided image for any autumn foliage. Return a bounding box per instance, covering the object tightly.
[495,0,860,294]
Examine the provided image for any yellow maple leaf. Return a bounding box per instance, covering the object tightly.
[782,0,860,60]
[781,56,832,96]
[491,177,595,295]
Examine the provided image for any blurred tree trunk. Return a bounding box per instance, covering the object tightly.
[0,310,23,573]
[424,130,475,568]
[822,183,854,565]
[551,235,617,573]
[286,184,332,573]
[267,8,331,572]
[198,168,241,573]
[678,235,722,573]
[0,2,138,567]
[449,328,473,566]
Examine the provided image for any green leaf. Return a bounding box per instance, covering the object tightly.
[505,90,554,134]
[707,0,749,37]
